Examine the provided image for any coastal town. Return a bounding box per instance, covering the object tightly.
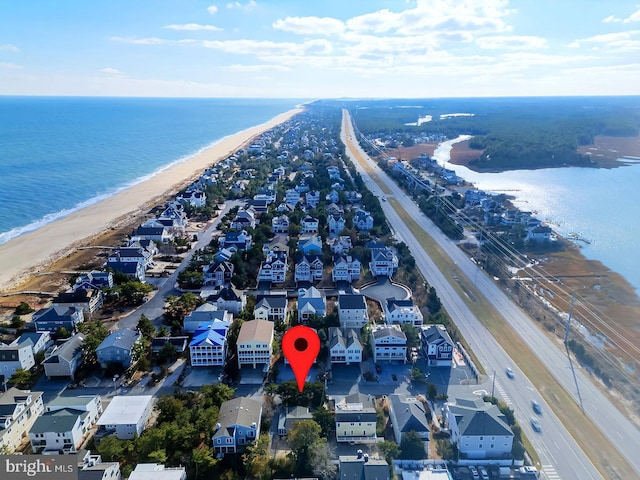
[0,105,618,480]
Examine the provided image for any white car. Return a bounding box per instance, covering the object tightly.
[531,416,542,432]
[478,466,490,480]
[468,466,480,480]
[505,367,514,379]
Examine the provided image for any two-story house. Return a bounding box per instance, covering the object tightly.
[421,324,454,367]
[219,229,252,251]
[237,320,274,369]
[254,295,288,322]
[183,304,232,334]
[369,246,399,278]
[353,209,374,232]
[202,260,234,287]
[52,288,104,315]
[212,397,262,454]
[297,234,322,255]
[328,214,346,237]
[271,215,290,234]
[32,306,85,333]
[176,189,206,207]
[332,255,361,283]
[96,329,142,370]
[385,298,423,327]
[300,215,319,234]
[43,334,85,380]
[285,189,301,207]
[445,396,514,459]
[74,271,114,290]
[330,236,352,255]
[305,190,320,208]
[0,387,44,453]
[96,395,154,440]
[134,221,171,243]
[335,393,377,444]
[294,254,323,283]
[297,287,326,323]
[230,209,256,230]
[0,341,35,382]
[328,328,363,365]
[371,325,407,363]
[338,294,369,329]
[206,286,245,315]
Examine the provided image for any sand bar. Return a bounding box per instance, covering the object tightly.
[0,108,303,292]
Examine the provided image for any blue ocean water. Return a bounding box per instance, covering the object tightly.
[435,137,640,294]
[0,96,303,244]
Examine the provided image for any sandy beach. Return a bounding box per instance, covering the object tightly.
[0,107,303,293]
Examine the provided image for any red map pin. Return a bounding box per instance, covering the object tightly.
[282,326,320,392]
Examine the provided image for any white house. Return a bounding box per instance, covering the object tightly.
[254,295,288,322]
[328,214,346,237]
[213,397,262,454]
[330,236,352,255]
[219,229,252,251]
[353,209,374,232]
[305,190,320,208]
[176,189,206,207]
[294,254,324,283]
[332,255,361,283]
[202,260,234,287]
[206,286,245,315]
[237,320,274,369]
[0,342,35,381]
[335,393,377,444]
[385,298,423,327]
[257,251,288,284]
[96,395,154,440]
[189,321,230,367]
[300,216,319,234]
[445,397,514,459]
[421,324,454,367]
[328,328,363,365]
[0,387,44,453]
[337,294,369,329]
[128,464,186,480]
[371,325,407,363]
[369,247,399,278]
[271,215,290,234]
[231,209,257,230]
[11,331,52,355]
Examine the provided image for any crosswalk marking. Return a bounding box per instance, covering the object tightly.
[542,464,561,480]
[494,379,513,407]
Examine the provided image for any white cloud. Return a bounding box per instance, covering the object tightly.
[476,35,547,50]
[100,67,124,76]
[201,38,332,57]
[0,62,21,69]
[110,36,198,46]
[602,8,640,24]
[226,63,291,72]
[0,44,19,52]
[570,30,640,51]
[226,1,257,11]
[207,5,218,15]
[163,23,222,31]
[272,16,345,36]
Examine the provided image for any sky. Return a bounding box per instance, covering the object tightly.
[1,0,639,98]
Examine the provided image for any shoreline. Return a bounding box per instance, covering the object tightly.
[0,107,303,293]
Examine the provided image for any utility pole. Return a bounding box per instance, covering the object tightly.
[564,294,585,413]
[491,370,496,400]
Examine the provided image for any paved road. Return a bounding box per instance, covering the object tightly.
[342,110,614,480]
[116,200,242,331]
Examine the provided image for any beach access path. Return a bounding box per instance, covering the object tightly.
[0,108,302,293]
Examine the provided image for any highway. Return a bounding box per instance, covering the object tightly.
[341,110,640,480]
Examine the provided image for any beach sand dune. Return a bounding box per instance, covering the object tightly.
[0,108,302,292]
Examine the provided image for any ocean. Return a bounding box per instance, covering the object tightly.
[0,96,303,245]
[435,136,640,294]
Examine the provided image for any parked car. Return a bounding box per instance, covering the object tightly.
[468,466,480,480]
[505,367,514,379]
[532,399,542,414]
[478,465,490,480]
[531,416,542,432]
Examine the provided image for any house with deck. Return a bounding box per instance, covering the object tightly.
[338,294,369,329]
[212,397,262,454]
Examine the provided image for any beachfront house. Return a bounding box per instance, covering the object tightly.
[52,288,103,315]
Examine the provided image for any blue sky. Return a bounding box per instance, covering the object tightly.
[1,0,639,98]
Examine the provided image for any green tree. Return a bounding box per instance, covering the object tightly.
[400,323,420,349]
[157,342,178,365]
[377,440,400,463]
[288,420,322,473]
[10,315,25,329]
[137,314,155,339]
[9,368,32,388]
[399,430,427,460]
[243,434,272,480]
[97,435,131,462]
[192,446,219,480]
[312,407,335,438]
[200,383,235,407]
[435,438,456,460]
[77,320,110,364]
[14,301,34,315]
[426,382,438,401]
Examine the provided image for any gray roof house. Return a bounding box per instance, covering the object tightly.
[0,341,35,382]
[277,406,313,436]
[339,453,390,480]
[96,329,142,370]
[29,408,90,454]
[297,287,326,323]
[43,334,85,379]
[445,396,514,459]
[32,306,85,333]
[0,387,45,453]
[389,395,431,446]
[212,397,262,455]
